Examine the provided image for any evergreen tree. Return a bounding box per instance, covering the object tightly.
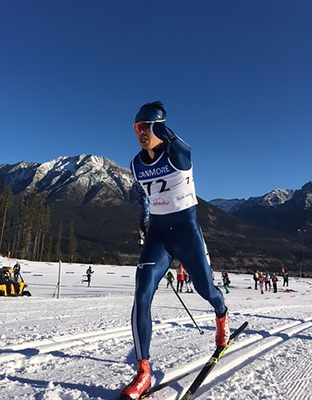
[39,204,50,261]
[21,190,38,259]
[67,219,77,262]
[46,233,53,262]
[56,221,63,261]
[12,195,25,258]
[0,185,13,254]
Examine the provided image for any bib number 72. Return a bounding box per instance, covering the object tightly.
[142,177,190,196]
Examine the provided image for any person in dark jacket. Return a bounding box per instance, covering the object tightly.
[166,268,175,288]
[283,271,289,287]
[253,270,259,290]
[13,261,21,281]
[272,273,278,293]
[85,266,94,287]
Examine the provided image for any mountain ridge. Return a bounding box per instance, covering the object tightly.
[210,184,312,240]
[0,155,311,274]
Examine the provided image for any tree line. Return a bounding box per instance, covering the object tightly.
[0,186,77,262]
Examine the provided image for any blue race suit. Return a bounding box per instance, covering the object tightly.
[130,122,226,360]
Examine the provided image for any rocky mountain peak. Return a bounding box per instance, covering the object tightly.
[0,155,135,206]
[261,188,294,208]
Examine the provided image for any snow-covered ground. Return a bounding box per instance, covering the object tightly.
[0,256,311,400]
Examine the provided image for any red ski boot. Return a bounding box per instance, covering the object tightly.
[215,309,230,347]
[120,359,151,399]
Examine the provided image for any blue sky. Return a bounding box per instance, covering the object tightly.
[1,0,311,201]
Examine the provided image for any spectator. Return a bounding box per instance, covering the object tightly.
[176,264,186,293]
[265,272,271,291]
[272,273,278,293]
[283,271,289,287]
[13,261,21,281]
[253,270,259,290]
[259,273,265,294]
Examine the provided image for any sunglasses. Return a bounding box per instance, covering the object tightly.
[133,119,165,133]
[133,122,151,132]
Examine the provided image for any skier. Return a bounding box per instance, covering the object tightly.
[184,272,194,293]
[222,271,230,294]
[120,101,229,400]
[176,263,186,293]
[166,268,175,288]
[85,266,94,287]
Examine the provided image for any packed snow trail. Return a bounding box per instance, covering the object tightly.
[0,258,311,399]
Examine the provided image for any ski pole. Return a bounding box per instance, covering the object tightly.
[167,277,204,335]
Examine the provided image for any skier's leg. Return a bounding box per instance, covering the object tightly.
[131,233,172,360]
[177,228,226,316]
[121,232,172,398]
[175,225,229,346]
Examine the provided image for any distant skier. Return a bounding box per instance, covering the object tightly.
[184,272,193,293]
[166,268,175,288]
[83,266,94,287]
[222,271,230,294]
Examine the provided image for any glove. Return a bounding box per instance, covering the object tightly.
[138,222,149,249]
[138,229,145,249]
[140,221,149,236]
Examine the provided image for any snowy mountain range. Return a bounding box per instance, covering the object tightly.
[210,183,312,236]
[0,155,311,270]
[0,154,135,206]
[210,188,295,213]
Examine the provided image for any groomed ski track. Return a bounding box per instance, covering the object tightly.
[1,304,312,400]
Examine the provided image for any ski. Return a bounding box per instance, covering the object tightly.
[125,321,248,400]
[138,369,196,399]
[118,365,202,400]
[179,321,248,400]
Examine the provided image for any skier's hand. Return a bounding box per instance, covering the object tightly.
[139,221,149,236]
[138,229,145,249]
[138,221,149,248]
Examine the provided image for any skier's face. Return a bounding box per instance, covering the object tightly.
[133,122,162,151]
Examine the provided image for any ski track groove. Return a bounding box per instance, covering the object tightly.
[161,319,312,400]
[277,348,312,400]
[1,304,312,400]
[0,304,308,364]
